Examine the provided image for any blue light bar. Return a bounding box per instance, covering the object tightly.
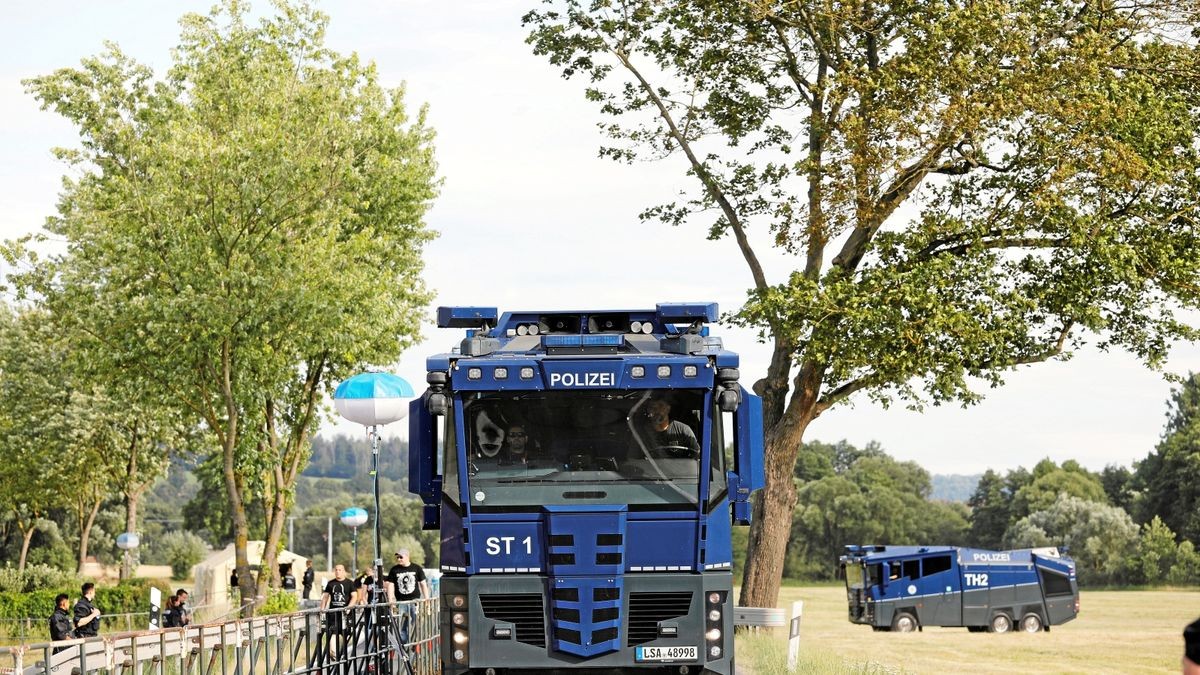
[540,334,625,348]
[437,306,498,328]
[656,302,718,323]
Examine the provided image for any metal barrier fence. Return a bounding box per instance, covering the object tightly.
[0,599,439,675]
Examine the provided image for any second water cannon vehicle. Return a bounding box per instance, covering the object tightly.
[408,303,765,674]
[840,545,1079,634]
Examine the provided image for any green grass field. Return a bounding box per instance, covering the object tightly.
[735,585,1199,674]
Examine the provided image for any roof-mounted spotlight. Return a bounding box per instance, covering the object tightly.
[437,306,499,329]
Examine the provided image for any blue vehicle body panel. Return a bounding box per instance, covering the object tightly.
[840,545,1079,631]
[411,303,763,673]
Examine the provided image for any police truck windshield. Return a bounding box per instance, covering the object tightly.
[459,389,713,508]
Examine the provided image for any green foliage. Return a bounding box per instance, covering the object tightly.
[158,531,209,580]
[258,589,299,616]
[523,0,1200,604]
[1012,460,1108,516]
[786,439,968,580]
[0,578,170,622]
[1131,373,1200,541]
[0,565,79,594]
[10,0,439,605]
[1004,495,1139,585]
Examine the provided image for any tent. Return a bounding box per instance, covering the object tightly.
[191,542,310,609]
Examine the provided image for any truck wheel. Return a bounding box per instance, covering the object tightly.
[989,613,1013,634]
[891,611,918,633]
[1019,613,1043,633]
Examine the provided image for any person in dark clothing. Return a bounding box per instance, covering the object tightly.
[1185,617,1200,675]
[50,594,75,651]
[302,560,315,600]
[280,563,297,591]
[172,589,191,628]
[321,564,357,636]
[353,568,376,605]
[386,549,428,644]
[637,399,699,457]
[73,583,101,638]
[162,595,179,628]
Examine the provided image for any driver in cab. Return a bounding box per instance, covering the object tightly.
[638,399,700,457]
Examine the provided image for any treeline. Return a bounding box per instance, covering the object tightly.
[783,373,1200,587]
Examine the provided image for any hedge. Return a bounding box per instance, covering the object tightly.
[0,578,172,621]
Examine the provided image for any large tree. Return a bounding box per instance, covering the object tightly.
[14,0,438,611]
[525,0,1200,606]
[1132,372,1200,541]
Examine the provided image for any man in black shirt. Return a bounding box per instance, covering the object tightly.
[49,593,75,651]
[638,399,700,457]
[386,549,428,644]
[302,560,315,600]
[321,564,357,636]
[73,583,101,638]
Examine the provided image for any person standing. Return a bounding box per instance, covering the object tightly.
[302,560,315,600]
[281,564,297,592]
[386,549,428,644]
[73,583,101,639]
[354,567,376,606]
[320,564,357,638]
[162,595,179,628]
[173,589,191,628]
[49,593,75,652]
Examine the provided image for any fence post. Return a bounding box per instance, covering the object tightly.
[786,600,804,671]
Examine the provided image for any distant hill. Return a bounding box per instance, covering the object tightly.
[931,474,981,502]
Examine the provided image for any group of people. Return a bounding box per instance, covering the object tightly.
[161,589,191,628]
[319,548,428,642]
[48,583,101,650]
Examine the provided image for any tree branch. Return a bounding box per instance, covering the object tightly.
[611,47,769,291]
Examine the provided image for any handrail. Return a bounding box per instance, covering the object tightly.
[0,598,441,675]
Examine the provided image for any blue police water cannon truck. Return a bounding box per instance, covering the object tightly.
[408,303,766,674]
[840,545,1079,634]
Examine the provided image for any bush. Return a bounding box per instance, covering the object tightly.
[159,531,208,580]
[0,564,80,593]
[0,577,171,621]
[258,589,298,616]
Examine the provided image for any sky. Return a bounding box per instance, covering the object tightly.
[2,1,1197,475]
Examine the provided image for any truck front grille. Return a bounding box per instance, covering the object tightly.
[627,592,693,646]
[479,593,546,647]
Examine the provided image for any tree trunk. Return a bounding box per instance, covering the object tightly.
[77,496,102,574]
[122,488,141,580]
[121,429,142,580]
[17,523,35,572]
[739,362,824,609]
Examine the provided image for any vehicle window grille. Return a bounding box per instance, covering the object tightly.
[553,607,580,623]
[549,534,574,547]
[597,534,622,546]
[627,592,692,646]
[553,587,579,602]
[479,593,546,647]
[596,552,622,565]
[555,627,581,645]
[593,626,618,643]
[593,607,619,622]
[593,588,620,602]
[550,553,576,565]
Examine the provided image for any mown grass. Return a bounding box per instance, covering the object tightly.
[735,585,1199,674]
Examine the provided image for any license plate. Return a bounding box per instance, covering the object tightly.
[635,646,697,662]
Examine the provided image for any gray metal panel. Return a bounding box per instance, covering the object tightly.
[452,573,733,674]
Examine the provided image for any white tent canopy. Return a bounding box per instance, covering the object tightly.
[192,542,310,608]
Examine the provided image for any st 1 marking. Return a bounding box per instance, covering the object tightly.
[485,536,533,556]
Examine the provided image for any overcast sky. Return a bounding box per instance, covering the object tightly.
[2,1,1197,475]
